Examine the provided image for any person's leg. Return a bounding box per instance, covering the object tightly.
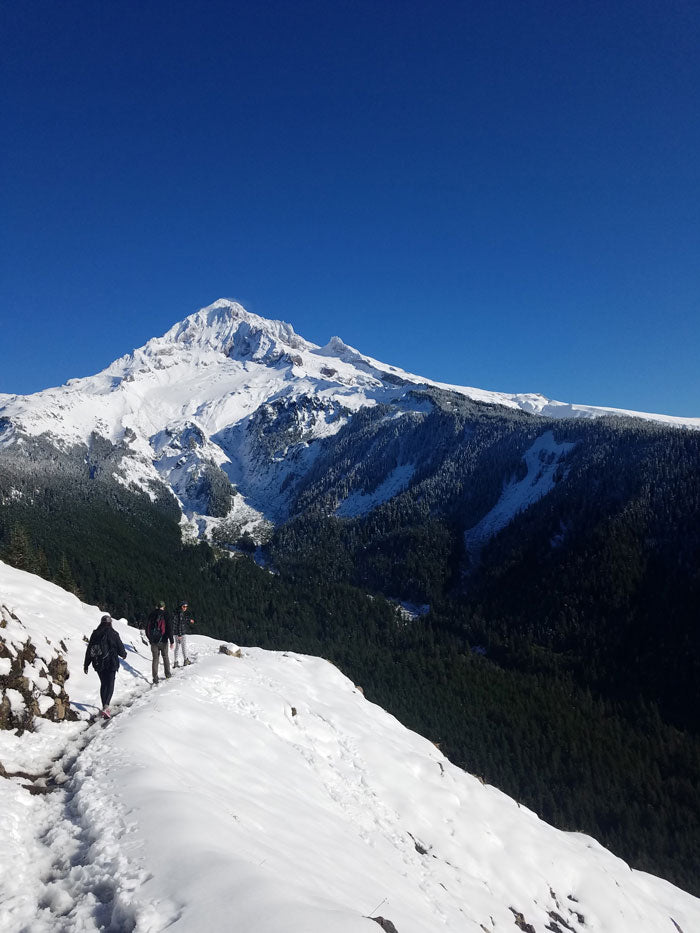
[161,642,172,678]
[98,670,108,707]
[151,644,160,682]
[173,637,182,666]
[104,669,116,707]
[99,669,116,708]
[181,634,188,663]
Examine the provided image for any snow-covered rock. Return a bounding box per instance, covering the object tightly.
[0,559,698,932]
[0,603,76,732]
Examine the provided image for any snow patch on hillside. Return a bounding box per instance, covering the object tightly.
[390,599,431,621]
[465,431,576,550]
[336,463,415,518]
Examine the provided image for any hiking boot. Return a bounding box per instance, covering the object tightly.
[153,677,159,685]
[184,658,192,666]
[101,707,111,719]
[173,661,180,668]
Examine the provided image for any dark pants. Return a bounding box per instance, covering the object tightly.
[151,642,171,681]
[98,669,116,708]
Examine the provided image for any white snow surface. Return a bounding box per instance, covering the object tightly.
[465,431,576,550]
[0,298,697,536]
[1,560,698,933]
[335,463,416,518]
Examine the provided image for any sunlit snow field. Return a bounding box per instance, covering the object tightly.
[1,560,698,933]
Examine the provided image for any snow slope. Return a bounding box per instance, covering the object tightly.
[335,463,416,518]
[1,560,699,933]
[465,431,576,551]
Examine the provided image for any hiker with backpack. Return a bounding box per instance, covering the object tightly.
[83,614,127,719]
[146,600,174,684]
[172,599,195,667]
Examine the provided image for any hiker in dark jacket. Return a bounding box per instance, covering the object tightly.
[83,614,127,719]
[146,600,174,684]
[172,599,195,667]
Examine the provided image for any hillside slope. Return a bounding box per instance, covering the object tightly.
[1,560,699,933]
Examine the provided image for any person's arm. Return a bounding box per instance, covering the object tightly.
[83,638,92,674]
[166,613,174,645]
[116,633,127,660]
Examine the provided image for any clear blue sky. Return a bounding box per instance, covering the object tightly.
[2,0,699,416]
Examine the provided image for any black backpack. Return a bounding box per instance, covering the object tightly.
[89,632,112,671]
[147,611,166,643]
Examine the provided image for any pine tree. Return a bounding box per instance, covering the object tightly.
[53,555,82,597]
[2,524,35,573]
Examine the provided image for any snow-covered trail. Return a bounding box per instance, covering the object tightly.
[2,561,700,933]
[1,636,165,932]
[3,695,152,931]
[4,648,699,933]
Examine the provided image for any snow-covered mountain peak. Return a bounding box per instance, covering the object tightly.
[319,335,356,356]
[157,298,313,361]
[1,297,698,547]
[5,298,699,432]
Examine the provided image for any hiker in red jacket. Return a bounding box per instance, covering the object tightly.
[146,600,174,684]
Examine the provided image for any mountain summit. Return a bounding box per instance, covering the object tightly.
[0,298,698,544]
[155,298,312,359]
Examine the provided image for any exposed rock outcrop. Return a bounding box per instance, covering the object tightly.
[0,603,78,732]
[370,918,399,933]
[219,644,242,657]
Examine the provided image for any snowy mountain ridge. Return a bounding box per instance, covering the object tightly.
[5,298,699,444]
[1,298,698,542]
[1,558,699,933]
